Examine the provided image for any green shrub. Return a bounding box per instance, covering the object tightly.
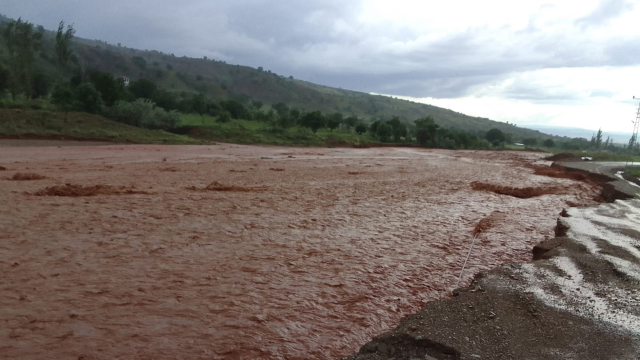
[105,99,180,130]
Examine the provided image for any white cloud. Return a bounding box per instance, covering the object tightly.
[396,66,640,132]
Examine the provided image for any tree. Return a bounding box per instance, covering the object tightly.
[2,18,42,99]
[543,139,555,148]
[485,128,506,145]
[129,78,157,99]
[289,108,301,124]
[55,21,75,80]
[88,70,128,106]
[385,118,406,141]
[272,102,289,118]
[376,123,393,142]
[369,120,382,134]
[522,138,537,147]
[252,100,263,110]
[191,94,207,123]
[31,73,49,99]
[51,83,74,119]
[299,111,325,133]
[132,56,147,69]
[74,83,103,113]
[220,100,247,119]
[327,112,343,132]
[0,65,8,96]
[355,122,367,135]
[344,116,358,131]
[152,89,178,111]
[628,134,637,150]
[414,116,439,146]
[595,128,603,149]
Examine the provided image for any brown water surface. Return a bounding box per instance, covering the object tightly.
[0,145,600,359]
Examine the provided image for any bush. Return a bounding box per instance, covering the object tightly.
[217,111,232,123]
[75,83,103,114]
[105,99,180,130]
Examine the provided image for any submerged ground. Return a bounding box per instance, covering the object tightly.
[0,143,603,359]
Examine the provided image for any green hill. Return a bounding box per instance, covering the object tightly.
[0,14,554,141]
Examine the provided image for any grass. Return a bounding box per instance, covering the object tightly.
[543,147,640,162]
[625,167,640,177]
[180,113,381,147]
[0,108,200,144]
[566,151,640,162]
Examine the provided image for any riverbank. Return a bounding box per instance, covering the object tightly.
[343,161,640,360]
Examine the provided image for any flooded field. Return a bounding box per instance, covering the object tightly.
[0,144,601,359]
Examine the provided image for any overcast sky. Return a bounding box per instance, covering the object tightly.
[3,0,640,133]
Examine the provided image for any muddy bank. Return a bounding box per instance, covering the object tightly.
[344,163,640,360]
[0,145,604,359]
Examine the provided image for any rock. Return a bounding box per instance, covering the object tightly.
[555,218,570,237]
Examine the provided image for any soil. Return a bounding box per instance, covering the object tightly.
[10,172,47,181]
[0,137,114,147]
[0,144,608,359]
[470,181,564,199]
[186,181,266,193]
[544,152,580,162]
[32,184,149,197]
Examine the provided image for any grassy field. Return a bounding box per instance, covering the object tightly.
[561,150,640,162]
[0,108,200,144]
[180,113,380,147]
[625,167,640,177]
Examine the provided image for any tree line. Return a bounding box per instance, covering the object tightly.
[4,18,602,151]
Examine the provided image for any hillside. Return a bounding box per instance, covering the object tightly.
[0,15,554,141]
[0,109,198,144]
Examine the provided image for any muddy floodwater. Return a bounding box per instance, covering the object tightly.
[0,144,600,359]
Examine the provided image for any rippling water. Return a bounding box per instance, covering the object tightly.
[0,145,600,359]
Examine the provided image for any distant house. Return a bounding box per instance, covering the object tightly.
[116,76,130,87]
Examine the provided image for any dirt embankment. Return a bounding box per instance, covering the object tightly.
[344,164,640,360]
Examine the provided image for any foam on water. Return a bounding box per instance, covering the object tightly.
[521,199,640,336]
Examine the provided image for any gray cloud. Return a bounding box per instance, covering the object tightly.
[1,0,639,101]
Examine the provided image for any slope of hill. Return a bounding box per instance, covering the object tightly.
[0,15,555,141]
[0,108,198,144]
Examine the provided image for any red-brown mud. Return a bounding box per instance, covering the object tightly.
[0,145,601,359]
[32,184,149,197]
[470,181,564,198]
[186,181,266,193]
[10,172,47,181]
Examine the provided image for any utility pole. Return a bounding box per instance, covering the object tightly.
[627,97,640,168]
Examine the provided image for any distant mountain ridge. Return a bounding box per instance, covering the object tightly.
[0,14,556,141]
[524,125,633,144]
